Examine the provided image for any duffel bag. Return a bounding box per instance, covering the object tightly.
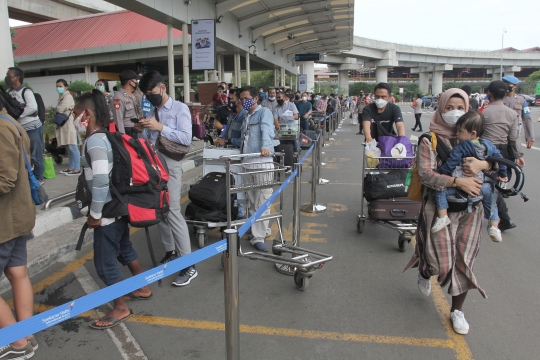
[188,172,234,211]
[364,169,408,201]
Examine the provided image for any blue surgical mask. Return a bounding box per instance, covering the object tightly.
[56,87,65,94]
[97,85,105,92]
[268,97,276,101]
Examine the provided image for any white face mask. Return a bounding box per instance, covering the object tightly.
[374,99,388,109]
[74,112,88,135]
[302,96,307,101]
[441,110,465,125]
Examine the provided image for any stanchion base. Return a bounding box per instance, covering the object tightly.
[324,144,330,147]
[275,263,296,276]
[320,162,326,166]
[321,151,325,155]
[329,138,335,141]
[318,178,329,185]
[332,132,337,136]
[301,204,327,213]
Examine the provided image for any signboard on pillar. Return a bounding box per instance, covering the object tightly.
[191,19,216,70]
[298,74,307,92]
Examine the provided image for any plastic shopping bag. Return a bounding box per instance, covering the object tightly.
[351,113,358,125]
[365,139,381,168]
[43,156,56,179]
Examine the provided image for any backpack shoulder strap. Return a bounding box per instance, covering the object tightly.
[21,87,28,104]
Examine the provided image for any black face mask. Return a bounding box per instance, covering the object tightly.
[506,84,515,93]
[229,102,237,112]
[277,99,284,106]
[4,76,13,85]
[146,92,163,107]
[130,81,138,90]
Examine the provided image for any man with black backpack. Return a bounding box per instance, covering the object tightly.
[5,67,45,184]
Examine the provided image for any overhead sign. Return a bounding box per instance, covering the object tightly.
[191,19,216,70]
[298,74,307,91]
[295,54,321,62]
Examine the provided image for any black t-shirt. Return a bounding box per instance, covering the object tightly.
[215,106,230,125]
[361,102,403,140]
[470,98,479,111]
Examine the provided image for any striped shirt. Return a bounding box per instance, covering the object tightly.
[82,132,114,225]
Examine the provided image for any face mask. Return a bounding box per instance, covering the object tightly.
[56,87,65,94]
[259,89,264,93]
[506,84,515,93]
[315,97,320,101]
[441,110,465,125]
[4,76,13,85]
[74,112,88,135]
[374,99,388,109]
[302,97,307,102]
[242,98,255,110]
[130,81,138,90]
[277,99,284,106]
[97,85,105,92]
[229,102,237,112]
[146,92,163,107]
[268,97,275,101]
[295,95,300,100]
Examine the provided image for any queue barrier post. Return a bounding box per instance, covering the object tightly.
[224,229,240,360]
[301,137,326,214]
[317,130,329,185]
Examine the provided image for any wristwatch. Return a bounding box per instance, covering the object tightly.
[452,177,458,187]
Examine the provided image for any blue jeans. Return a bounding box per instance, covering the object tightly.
[93,218,139,286]
[26,126,44,181]
[300,119,309,132]
[436,183,498,221]
[67,144,80,171]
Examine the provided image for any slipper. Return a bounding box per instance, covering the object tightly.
[89,310,132,330]
[124,292,153,301]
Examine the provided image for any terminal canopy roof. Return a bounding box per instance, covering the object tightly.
[217,0,354,57]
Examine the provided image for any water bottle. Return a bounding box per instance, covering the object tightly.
[237,202,245,220]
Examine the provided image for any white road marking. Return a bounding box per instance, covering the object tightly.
[522,143,540,151]
[73,267,148,360]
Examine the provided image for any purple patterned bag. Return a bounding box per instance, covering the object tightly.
[377,135,413,168]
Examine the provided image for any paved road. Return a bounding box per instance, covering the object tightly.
[4,110,540,359]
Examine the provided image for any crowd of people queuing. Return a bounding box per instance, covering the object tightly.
[0,63,535,358]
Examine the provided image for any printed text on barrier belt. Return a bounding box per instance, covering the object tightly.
[0,239,227,348]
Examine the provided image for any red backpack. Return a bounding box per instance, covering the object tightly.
[76,123,170,228]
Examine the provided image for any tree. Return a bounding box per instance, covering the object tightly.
[68,80,94,101]
[519,70,540,95]
[471,85,483,94]
[443,81,460,91]
[404,83,421,102]
[349,82,373,95]
[241,70,274,90]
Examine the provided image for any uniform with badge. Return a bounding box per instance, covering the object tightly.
[111,70,142,137]
[502,75,535,147]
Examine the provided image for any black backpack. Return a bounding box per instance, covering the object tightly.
[21,88,46,124]
[0,85,25,119]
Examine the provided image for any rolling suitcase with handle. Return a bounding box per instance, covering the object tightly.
[368,197,421,221]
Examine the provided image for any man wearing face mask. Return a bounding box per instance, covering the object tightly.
[136,70,196,287]
[361,83,405,143]
[502,75,534,149]
[295,92,313,132]
[215,89,247,148]
[261,87,278,114]
[258,87,268,105]
[111,70,142,137]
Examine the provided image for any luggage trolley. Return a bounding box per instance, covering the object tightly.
[356,145,418,252]
[220,153,333,291]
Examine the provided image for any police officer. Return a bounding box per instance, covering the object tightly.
[482,80,524,231]
[502,75,535,149]
[112,70,142,137]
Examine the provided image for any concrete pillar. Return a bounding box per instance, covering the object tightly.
[218,55,224,81]
[274,68,278,87]
[204,70,208,82]
[245,52,250,85]
[375,67,388,83]
[280,67,285,88]
[84,65,92,84]
[167,24,175,97]
[302,61,315,93]
[182,22,190,102]
[217,56,222,82]
[234,53,241,88]
[0,0,14,72]
[338,70,349,96]
[419,72,429,94]
[432,70,444,95]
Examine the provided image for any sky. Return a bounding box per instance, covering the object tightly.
[353,0,540,51]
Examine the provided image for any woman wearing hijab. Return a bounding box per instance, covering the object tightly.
[404,89,495,336]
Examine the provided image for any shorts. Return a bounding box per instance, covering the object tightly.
[0,235,29,274]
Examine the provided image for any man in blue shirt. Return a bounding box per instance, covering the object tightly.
[215,89,247,148]
[295,92,313,132]
[137,70,196,287]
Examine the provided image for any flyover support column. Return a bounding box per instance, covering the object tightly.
[0,0,13,72]
[419,71,429,95]
[338,70,349,96]
[167,24,175,98]
[245,52,250,85]
[280,67,285,88]
[182,23,190,103]
[219,55,225,81]
[274,69,278,87]
[217,55,222,82]
[303,61,315,93]
[375,67,388,83]
[234,53,241,88]
[432,71,444,96]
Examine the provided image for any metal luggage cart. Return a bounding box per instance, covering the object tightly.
[221,153,333,291]
[356,145,418,252]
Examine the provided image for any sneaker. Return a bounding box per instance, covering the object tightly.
[64,170,81,176]
[160,251,178,264]
[431,215,451,233]
[0,341,34,359]
[488,226,502,243]
[60,169,71,174]
[417,273,431,296]
[192,136,200,141]
[253,241,268,252]
[172,266,198,286]
[450,310,469,335]
[28,336,38,351]
[411,128,416,131]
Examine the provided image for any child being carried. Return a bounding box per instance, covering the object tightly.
[432,111,507,243]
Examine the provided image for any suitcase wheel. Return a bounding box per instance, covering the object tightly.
[398,235,408,253]
[198,233,208,249]
[357,218,365,234]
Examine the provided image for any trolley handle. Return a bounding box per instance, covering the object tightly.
[219,152,285,160]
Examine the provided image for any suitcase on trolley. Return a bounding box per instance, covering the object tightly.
[274,143,294,167]
[188,172,233,211]
[368,197,421,221]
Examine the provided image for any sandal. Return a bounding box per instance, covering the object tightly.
[124,292,153,301]
[89,310,132,330]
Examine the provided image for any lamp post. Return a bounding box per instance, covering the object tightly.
[500,28,507,80]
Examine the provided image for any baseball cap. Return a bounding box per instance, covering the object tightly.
[488,80,508,98]
[119,70,138,82]
[502,75,520,85]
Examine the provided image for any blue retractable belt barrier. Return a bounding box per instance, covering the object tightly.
[0,239,227,347]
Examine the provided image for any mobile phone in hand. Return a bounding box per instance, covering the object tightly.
[130,118,140,123]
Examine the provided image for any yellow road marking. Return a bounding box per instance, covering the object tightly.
[326,203,348,218]
[430,279,474,360]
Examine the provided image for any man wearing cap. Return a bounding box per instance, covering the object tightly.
[482,80,523,231]
[502,75,534,149]
[111,70,142,137]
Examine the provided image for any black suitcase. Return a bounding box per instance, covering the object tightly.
[368,197,421,221]
[275,143,294,167]
[299,133,313,150]
[185,201,238,222]
[188,172,233,211]
[304,130,317,141]
[364,170,409,202]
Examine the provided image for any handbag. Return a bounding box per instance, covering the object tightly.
[154,107,190,161]
[53,111,70,127]
[0,115,49,205]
